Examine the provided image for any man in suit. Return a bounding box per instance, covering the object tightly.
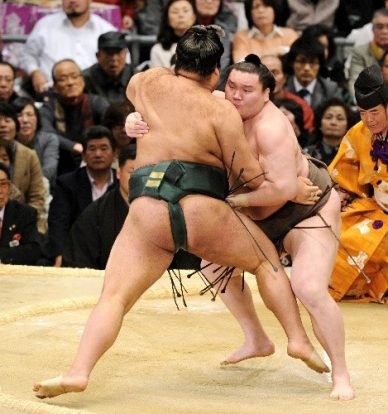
[0,162,41,264]
[284,36,343,111]
[348,8,388,101]
[47,125,117,267]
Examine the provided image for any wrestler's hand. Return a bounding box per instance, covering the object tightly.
[226,193,249,209]
[293,176,322,205]
[125,112,149,138]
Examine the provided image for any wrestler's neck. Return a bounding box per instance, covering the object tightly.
[175,68,218,92]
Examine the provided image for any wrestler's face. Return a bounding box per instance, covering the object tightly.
[261,55,285,97]
[320,105,348,140]
[117,158,135,198]
[225,69,270,120]
[358,104,388,135]
[83,137,115,172]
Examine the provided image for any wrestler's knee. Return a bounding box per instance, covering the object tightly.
[291,277,327,308]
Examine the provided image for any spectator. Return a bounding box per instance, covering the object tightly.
[348,8,388,102]
[284,36,343,111]
[102,100,136,167]
[95,0,140,31]
[305,97,356,166]
[0,139,23,203]
[301,24,346,88]
[195,0,236,82]
[0,162,41,265]
[0,103,45,231]
[261,54,314,132]
[62,144,136,269]
[380,49,388,83]
[232,0,298,63]
[12,97,59,188]
[40,59,109,175]
[274,97,310,147]
[150,0,197,68]
[83,31,133,103]
[46,125,117,267]
[0,62,18,104]
[20,0,117,97]
[345,0,388,47]
[328,65,388,303]
[285,0,340,33]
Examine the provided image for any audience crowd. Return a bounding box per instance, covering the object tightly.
[0,0,386,303]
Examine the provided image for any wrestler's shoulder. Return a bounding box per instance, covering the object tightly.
[133,67,172,83]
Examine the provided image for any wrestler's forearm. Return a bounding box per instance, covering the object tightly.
[228,180,297,208]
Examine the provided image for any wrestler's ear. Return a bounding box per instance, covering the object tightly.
[264,88,270,102]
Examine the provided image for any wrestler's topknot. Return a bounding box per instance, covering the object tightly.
[244,54,262,67]
[174,24,224,77]
[225,54,276,94]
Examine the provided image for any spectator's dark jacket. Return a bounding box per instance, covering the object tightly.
[63,185,127,269]
[82,64,133,103]
[47,166,117,258]
[0,200,41,264]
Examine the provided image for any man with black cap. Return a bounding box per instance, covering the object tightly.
[83,31,133,103]
[329,64,388,303]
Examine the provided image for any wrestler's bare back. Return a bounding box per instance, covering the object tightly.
[126,68,260,175]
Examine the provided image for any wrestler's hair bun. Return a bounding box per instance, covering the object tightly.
[244,54,262,66]
[206,24,225,38]
[190,24,225,39]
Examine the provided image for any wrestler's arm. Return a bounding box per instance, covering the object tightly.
[214,99,265,190]
[228,122,298,207]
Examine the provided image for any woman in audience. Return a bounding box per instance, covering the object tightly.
[0,102,46,232]
[150,0,197,68]
[305,97,357,166]
[12,97,59,189]
[274,97,310,147]
[232,0,298,63]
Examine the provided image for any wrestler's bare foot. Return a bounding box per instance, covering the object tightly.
[221,339,275,365]
[287,342,330,374]
[33,374,88,399]
[330,375,355,401]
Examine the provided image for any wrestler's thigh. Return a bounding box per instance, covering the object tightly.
[182,196,279,273]
[102,209,174,306]
[284,189,341,288]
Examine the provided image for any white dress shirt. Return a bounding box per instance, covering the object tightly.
[20,11,117,82]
